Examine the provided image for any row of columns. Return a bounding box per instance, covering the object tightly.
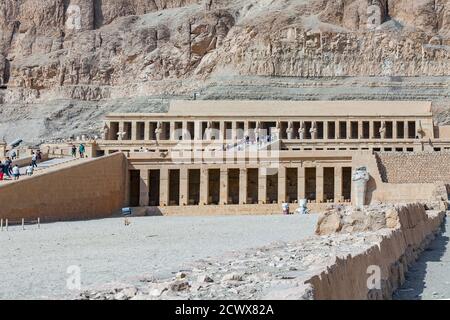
[137,165,350,207]
[110,119,422,141]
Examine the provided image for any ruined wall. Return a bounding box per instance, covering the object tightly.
[376,152,450,184]
[309,204,446,299]
[352,152,447,205]
[0,152,127,222]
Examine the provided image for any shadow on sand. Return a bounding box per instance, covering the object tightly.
[393,217,449,300]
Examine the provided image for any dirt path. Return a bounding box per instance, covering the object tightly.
[394,216,450,300]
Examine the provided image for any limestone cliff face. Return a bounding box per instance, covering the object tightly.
[0,0,449,142]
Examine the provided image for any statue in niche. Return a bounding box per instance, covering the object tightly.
[379,121,386,139]
[367,0,386,30]
[298,122,305,140]
[310,122,318,140]
[417,121,425,139]
[101,124,109,140]
[155,122,162,142]
[286,122,294,140]
[352,167,370,210]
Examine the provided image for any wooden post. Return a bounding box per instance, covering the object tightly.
[6,219,8,231]
[22,218,25,230]
[1,218,3,231]
[38,217,40,229]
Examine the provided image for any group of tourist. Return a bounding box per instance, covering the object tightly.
[71,143,86,158]
[0,151,41,181]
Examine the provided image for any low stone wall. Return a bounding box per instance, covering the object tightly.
[0,153,127,222]
[309,203,445,299]
[130,203,333,216]
[376,152,450,184]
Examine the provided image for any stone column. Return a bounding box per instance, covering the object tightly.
[334,166,342,202]
[200,168,209,205]
[220,168,228,205]
[404,122,409,139]
[239,168,247,204]
[323,121,328,140]
[194,121,203,140]
[346,120,351,139]
[131,121,137,141]
[258,168,267,204]
[118,122,124,140]
[139,169,149,207]
[179,167,188,206]
[298,166,305,200]
[358,121,363,140]
[278,166,286,204]
[231,122,237,142]
[393,121,398,140]
[144,122,149,140]
[159,168,169,206]
[169,122,176,141]
[219,121,225,141]
[369,121,374,139]
[244,122,249,138]
[316,166,324,203]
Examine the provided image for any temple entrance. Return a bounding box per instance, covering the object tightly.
[169,169,180,206]
[323,167,335,201]
[208,169,220,204]
[266,172,278,204]
[228,169,240,204]
[149,170,160,206]
[305,167,316,201]
[286,168,298,203]
[342,167,352,201]
[247,168,259,204]
[129,170,140,207]
[188,169,200,205]
[110,122,119,140]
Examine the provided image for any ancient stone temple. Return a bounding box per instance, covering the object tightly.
[87,100,450,215]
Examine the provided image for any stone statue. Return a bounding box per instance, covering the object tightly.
[286,122,294,140]
[205,121,212,140]
[417,121,424,139]
[155,122,162,141]
[379,121,386,139]
[352,167,370,210]
[367,0,386,30]
[298,122,305,140]
[310,122,317,140]
[101,124,109,140]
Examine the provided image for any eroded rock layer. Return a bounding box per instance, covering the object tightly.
[0,0,449,141]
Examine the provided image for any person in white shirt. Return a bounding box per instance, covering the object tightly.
[26,165,34,176]
[12,165,20,180]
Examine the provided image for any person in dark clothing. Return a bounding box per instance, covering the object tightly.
[3,157,12,178]
[0,161,4,180]
[71,144,77,157]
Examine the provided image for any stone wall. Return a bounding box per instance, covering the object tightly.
[309,203,445,299]
[376,152,450,184]
[0,153,127,222]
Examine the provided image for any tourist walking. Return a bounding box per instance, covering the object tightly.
[71,144,77,157]
[79,143,85,158]
[12,164,20,180]
[3,157,12,178]
[26,164,34,176]
[0,161,4,181]
[10,149,17,160]
[31,152,38,168]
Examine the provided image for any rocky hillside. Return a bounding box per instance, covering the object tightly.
[0,0,449,143]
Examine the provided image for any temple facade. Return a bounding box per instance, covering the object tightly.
[90,100,450,214]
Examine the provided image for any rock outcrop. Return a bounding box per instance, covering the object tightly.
[0,0,449,142]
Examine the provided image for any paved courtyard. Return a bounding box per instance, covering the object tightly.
[0,214,318,299]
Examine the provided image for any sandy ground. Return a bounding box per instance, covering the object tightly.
[0,214,317,300]
[394,217,450,300]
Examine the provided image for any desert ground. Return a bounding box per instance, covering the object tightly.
[0,214,318,299]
